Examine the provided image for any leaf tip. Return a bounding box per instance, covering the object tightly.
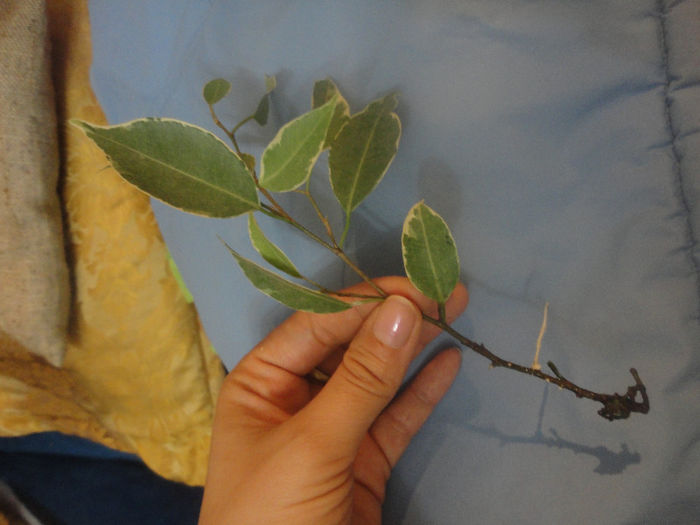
[382,91,400,112]
[68,118,97,135]
[264,74,277,93]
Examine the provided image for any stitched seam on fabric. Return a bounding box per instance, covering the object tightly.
[655,0,700,321]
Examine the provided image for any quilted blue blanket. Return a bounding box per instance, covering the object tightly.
[89,1,699,523]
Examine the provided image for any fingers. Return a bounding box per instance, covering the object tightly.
[368,348,461,468]
[351,348,462,504]
[298,295,424,455]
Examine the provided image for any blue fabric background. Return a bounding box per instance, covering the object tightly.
[84,1,699,523]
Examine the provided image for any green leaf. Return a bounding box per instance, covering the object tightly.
[259,97,336,192]
[248,213,301,278]
[329,93,401,214]
[71,118,260,217]
[223,243,352,313]
[312,78,350,148]
[401,202,459,305]
[253,95,270,125]
[264,74,277,93]
[240,153,256,172]
[253,75,277,125]
[203,78,231,105]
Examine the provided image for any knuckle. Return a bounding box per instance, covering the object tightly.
[217,365,247,404]
[216,356,265,407]
[218,354,291,410]
[307,307,363,348]
[307,312,343,348]
[339,343,398,400]
[406,379,438,408]
[383,405,414,439]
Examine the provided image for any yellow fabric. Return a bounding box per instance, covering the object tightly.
[0,0,225,486]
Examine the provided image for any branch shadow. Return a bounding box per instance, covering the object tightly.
[385,377,642,523]
[464,387,642,476]
[341,209,404,282]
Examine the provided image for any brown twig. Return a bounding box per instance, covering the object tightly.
[424,316,649,421]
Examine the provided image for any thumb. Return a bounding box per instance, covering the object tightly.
[301,295,422,455]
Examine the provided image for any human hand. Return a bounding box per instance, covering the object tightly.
[198,277,468,525]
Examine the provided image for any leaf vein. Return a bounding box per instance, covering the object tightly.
[94,131,257,207]
[417,207,443,303]
[345,114,382,212]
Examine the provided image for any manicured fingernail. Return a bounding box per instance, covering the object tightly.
[373,296,417,348]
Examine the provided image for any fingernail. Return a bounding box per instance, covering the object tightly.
[373,296,418,348]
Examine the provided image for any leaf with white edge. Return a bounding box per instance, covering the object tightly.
[248,213,301,278]
[259,96,336,192]
[203,78,231,105]
[223,243,352,313]
[329,93,401,214]
[71,118,259,217]
[312,78,350,148]
[401,202,459,305]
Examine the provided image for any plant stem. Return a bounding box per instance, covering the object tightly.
[207,104,240,150]
[260,185,648,420]
[339,213,351,248]
[260,203,386,297]
[438,303,447,323]
[421,314,650,421]
[260,204,331,248]
[297,184,337,244]
[211,108,292,222]
[323,290,385,301]
[232,115,255,137]
[260,188,293,222]
[334,250,386,296]
[264,194,648,420]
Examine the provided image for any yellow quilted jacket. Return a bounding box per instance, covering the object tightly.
[0,0,225,487]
